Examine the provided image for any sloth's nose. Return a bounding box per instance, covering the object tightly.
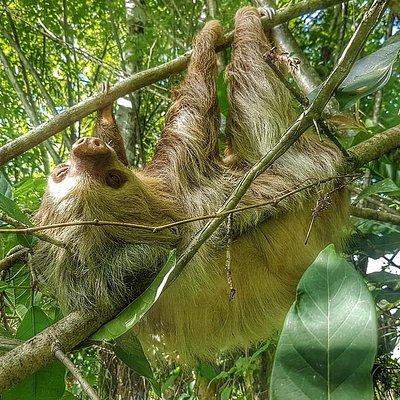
[72,137,111,160]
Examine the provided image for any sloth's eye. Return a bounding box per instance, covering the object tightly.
[105,170,126,189]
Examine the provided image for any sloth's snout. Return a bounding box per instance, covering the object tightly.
[72,137,111,160]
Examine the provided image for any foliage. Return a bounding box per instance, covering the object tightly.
[0,0,399,399]
[270,245,377,400]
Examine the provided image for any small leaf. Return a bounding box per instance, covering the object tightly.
[270,245,377,400]
[216,72,228,117]
[0,193,32,226]
[373,287,400,304]
[0,174,12,199]
[308,33,400,109]
[197,362,219,381]
[91,250,176,340]
[161,368,181,394]
[356,178,400,201]
[220,386,232,400]
[367,271,400,290]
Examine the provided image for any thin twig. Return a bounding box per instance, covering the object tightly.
[0,213,66,248]
[0,175,357,235]
[53,343,101,400]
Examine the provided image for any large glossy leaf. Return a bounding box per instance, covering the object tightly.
[2,307,65,400]
[270,245,377,400]
[114,333,161,396]
[91,250,176,341]
[308,33,400,109]
[336,33,400,109]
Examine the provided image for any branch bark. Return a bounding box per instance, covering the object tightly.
[0,310,115,393]
[0,0,347,166]
[346,123,400,169]
[350,205,400,224]
[0,247,29,273]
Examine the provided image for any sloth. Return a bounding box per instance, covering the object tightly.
[32,7,348,360]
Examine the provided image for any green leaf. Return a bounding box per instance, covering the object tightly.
[336,33,400,109]
[367,271,400,290]
[197,362,219,381]
[348,232,400,258]
[220,386,232,400]
[0,193,32,226]
[91,250,176,341]
[2,307,65,400]
[161,368,181,394]
[217,72,229,117]
[0,174,12,199]
[373,287,400,304]
[0,192,34,247]
[356,178,400,201]
[270,245,377,400]
[308,33,400,109]
[114,334,161,396]
[61,391,76,400]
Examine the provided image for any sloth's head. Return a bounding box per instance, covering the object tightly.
[32,111,181,312]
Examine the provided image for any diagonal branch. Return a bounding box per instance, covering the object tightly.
[0,0,348,166]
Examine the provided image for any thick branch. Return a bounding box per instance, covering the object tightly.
[0,0,347,166]
[0,310,115,393]
[350,205,400,224]
[347,124,400,168]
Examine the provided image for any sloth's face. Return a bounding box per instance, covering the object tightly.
[48,136,130,199]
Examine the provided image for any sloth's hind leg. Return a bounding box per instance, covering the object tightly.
[225,6,296,165]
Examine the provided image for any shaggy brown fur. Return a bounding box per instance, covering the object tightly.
[33,7,348,361]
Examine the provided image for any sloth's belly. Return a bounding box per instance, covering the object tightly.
[139,199,347,362]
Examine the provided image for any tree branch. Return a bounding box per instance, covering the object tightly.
[0,0,348,166]
[346,124,400,169]
[0,247,29,273]
[0,310,116,393]
[53,343,101,400]
[350,205,400,224]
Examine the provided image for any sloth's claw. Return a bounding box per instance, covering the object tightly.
[257,6,276,20]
